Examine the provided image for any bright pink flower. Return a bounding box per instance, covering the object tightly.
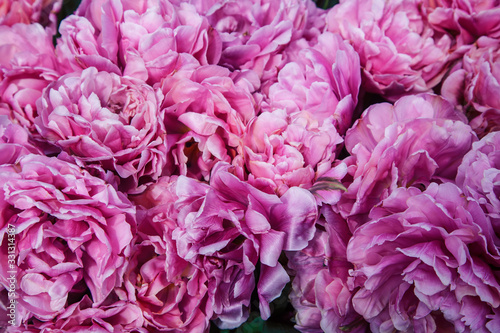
[456,131,500,234]
[423,0,500,46]
[347,183,500,332]
[172,162,318,328]
[266,32,361,135]
[194,0,311,81]
[0,154,136,324]
[0,0,62,34]
[58,0,221,84]
[35,67,167,193]
[55,15,123,76]
[0,116,41,165]
[162,65,257,181]
[326,0,453,100]
[120,176,213,332]
[339,94,476,228]
[442,37,500,137]
[0,23,59,130]
[288,206,367,333]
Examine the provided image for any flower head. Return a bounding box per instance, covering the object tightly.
[0,154,136,323]
[347,183,500,332]
[35,67,167,193]
[326,0,453,100]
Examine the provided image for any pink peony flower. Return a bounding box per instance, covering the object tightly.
[287,206,367,333]
[0,116,41,165]
[161,65,257,181]
[32,297,145,332]
[172,162,318,328]
[0,0,62,34]
[423,0,500,46]
[442,37,500,137]
[58,0,221,85]
[193,0,311,81]
[0,23,59,130]
[339,93,476,228]
[326,0,453,100]
[120,176,213,332]
[266,31,361,135]
[55,15,123,76]
[456,131,500,234]
[347,183,500,332]
[0,154,136,325]
[235,108,344,199]
[34,67,168,193]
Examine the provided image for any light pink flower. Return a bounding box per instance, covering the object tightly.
[236,108,344,199]
[0,23,59,130]
[162,65,257,181]
[339,93,476,228]
[0,0,62,34]
[172,162,318,328]
[0,154,136,324]
[326,0,453,100]
[347,183,500,332]
[288,206,367,333]
[442,37,500,137]
[34,67,167,193]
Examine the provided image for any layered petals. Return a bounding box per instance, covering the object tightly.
[339,93,476,228]
[326,0,453,100]
[34,67,168,193]
[442,37,500,137]
[172,162,318,328]
[0,154,136,323]
[347,183,500,332]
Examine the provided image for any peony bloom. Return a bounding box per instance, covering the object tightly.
[423,0,500,46]
[30,297,145,332]
[34,67,168,193]
[162,65,257,181]
[339,93,476,228]
[57,0,221,85]
[55,15,123,76]
[347,183,500,332]
[0,154,136,325]
[192,0,311,81]
[0,0,62,34]
[456,131,500,234]
[326,0,453,100]
[236,108,344,199]
[0,23,59,130]
[442,37,500,137]
[121,176,213,332]
[266,31,361,135]
[0,115,41,165]
[288,206,367,333]
[172,162,318,328]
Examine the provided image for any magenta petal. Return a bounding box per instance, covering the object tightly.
[257,263,290,320]
[271,187,318,251]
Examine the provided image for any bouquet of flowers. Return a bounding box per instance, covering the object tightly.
[1,0,500,332]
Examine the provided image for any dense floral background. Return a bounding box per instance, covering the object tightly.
[1,0,500,332]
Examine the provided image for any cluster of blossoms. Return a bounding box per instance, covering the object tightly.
[0,0,500,332]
